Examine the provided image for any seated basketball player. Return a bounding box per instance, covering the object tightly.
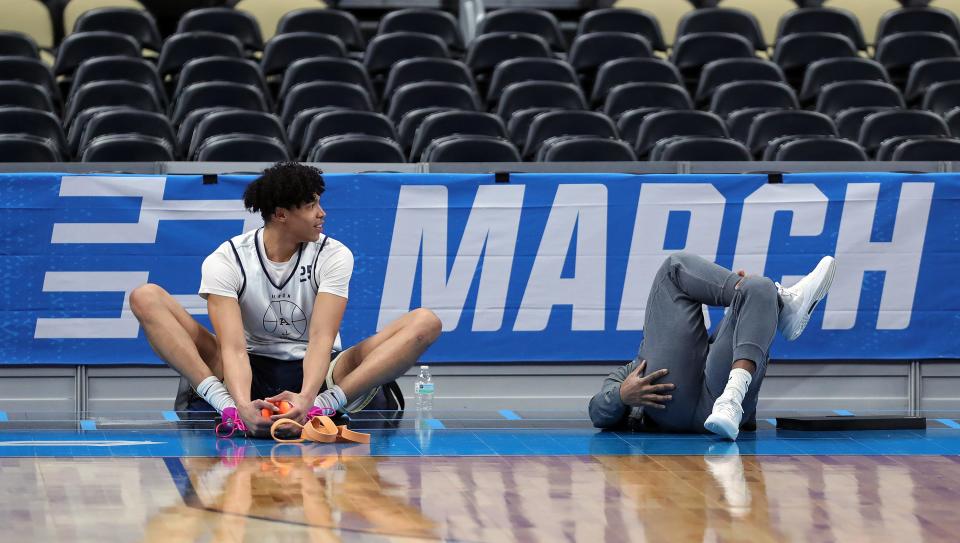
[589,252,836,440]
[130,162,442,437]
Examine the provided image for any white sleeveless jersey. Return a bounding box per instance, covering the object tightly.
[199,228,353,361]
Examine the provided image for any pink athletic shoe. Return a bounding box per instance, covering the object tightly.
[307,406,337,420]
[215,406,247,438]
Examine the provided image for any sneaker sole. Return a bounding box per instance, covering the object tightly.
[704,415,739,441]
[786,256,837,341]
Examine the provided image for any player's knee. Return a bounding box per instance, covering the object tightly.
[129,284,166,319]
[738,276,777,302]
[411,308,442,343]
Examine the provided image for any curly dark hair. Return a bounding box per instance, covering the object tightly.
[243,162,325,222]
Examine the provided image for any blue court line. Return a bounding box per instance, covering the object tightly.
[498,410,522,420]
[426,418,445,429]
[0,411,7,422]
[79,420,97,430]
[833,410,855,416]
[937,418,960,429]
[162,411,181,422]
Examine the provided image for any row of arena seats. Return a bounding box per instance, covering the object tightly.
[3,102,960,162]
[7,0,960,52]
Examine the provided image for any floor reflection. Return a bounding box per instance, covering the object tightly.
[6,448,960,542]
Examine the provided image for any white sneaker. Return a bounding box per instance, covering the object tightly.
[776,255,837,341]
[704,396,743,440]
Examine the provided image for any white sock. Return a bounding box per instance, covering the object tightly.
[196,376,236,414]
[721,368,753,405]
[314,385,347,412]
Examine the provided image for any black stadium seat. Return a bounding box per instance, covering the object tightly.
[567,32,653,76]
[522,110,618,159]
[799,58,889,104]
[365,32,449,76]
[66,81,160,126]
[746,110,837,157]
[835,106,900,141]
[172,81,267,125]
[308,134,405,162]
[876,136,939,160]
[176,107,231,155]
[676,7,765,50]
[487,58,577,104]
[710,81,798,118]
[696,58,785,104]
[507,107,556,148]
[816,80,905,117]
[384,58,475,100]
[397,107,454,151]
[947,108,960,137]
[875,31,960,84]
[54,31,140,77]
[0,31,39,59]
[79,109,175,159]
[261,33,347,77]
[592,58,682,105]
[81,134,175,161]
[177,8,263,51]
[465,32,550,75]
[772,32,858,86]
[774,137,868,161]
[858,109,950,154]
[189,110,287,160]
[379,8,464,51]
[300,110,396,160]
[604,82,692,119]
[654,136,751,161]
[195,134,290,162]
[577,8,665,51]
[905,58,960,103]
[158,32,244,77]
[891,138,960,160]
[634,110,727,158]
[422,135,520,162]
[0,57,59,107]
[877,6,960,44]
[538,136,636,162]
[497,81,586,119]
[410,110,506,162]
[0,134,61,161]
[727,107,787,144]
[280,81,373,125]
[478,8,566,51]
[776,6,866,50]
[0,107,67,157]
[670,32,754,82]
[72,56,165,107]
[174,57,267,105]
[281,57,374,103]
[72,7,162,51]
[922,81,960,115]
[277,9,365,52]
[387,81,479,122]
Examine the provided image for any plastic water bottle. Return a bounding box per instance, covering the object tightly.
[414,365,434,412]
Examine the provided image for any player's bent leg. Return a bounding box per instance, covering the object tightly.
[130,283,221,386]
[330,308,442,406]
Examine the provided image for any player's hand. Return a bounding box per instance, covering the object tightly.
[239,400,275,437]
[266,390,314,424]
[619,360,675,409]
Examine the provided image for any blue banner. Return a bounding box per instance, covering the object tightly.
[1,172,957,364]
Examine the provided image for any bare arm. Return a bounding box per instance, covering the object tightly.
[206,294,273,435]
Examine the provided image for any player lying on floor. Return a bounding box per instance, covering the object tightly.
[589,252,836,441]
[131,162,441,437]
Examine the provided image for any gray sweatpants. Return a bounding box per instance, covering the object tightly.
[640,252,781,432]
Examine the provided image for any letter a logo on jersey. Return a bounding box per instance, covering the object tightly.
[263,300,307,339]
